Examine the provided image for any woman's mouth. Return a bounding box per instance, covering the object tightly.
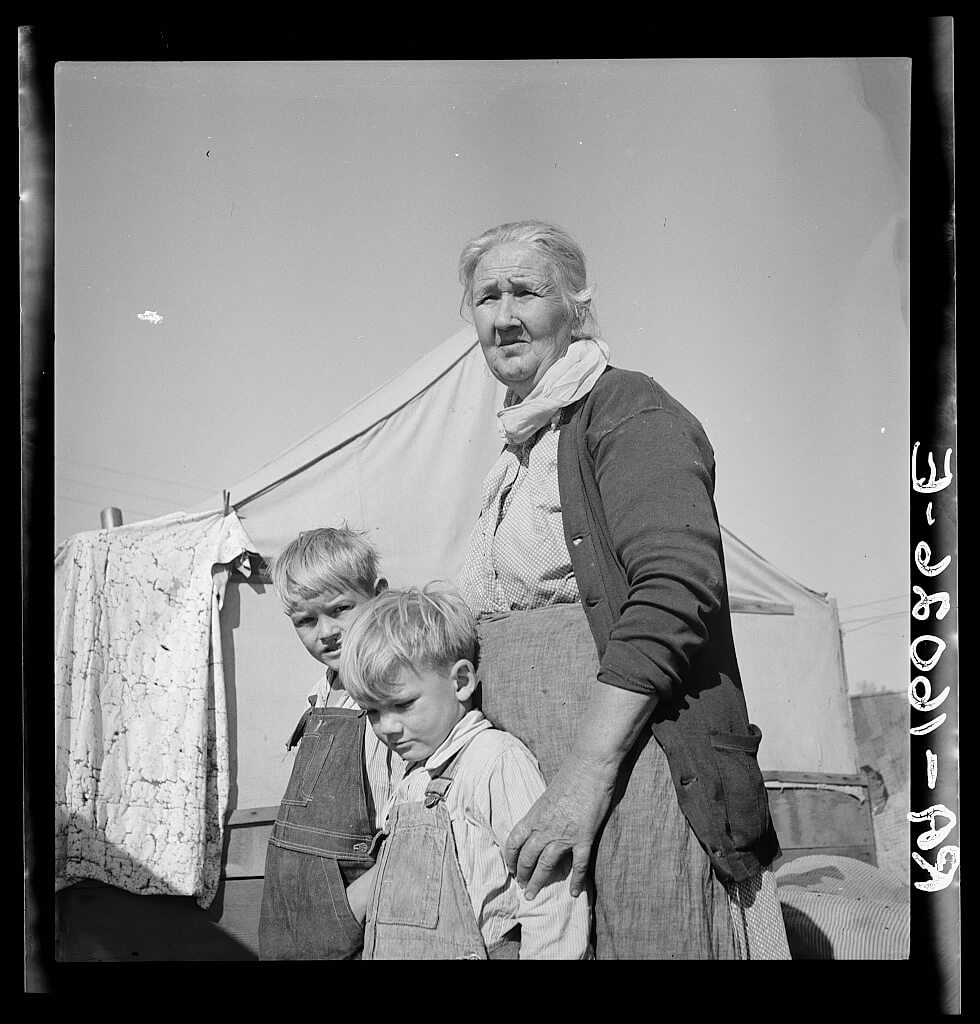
[320,636,342,654]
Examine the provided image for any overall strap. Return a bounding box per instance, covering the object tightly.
[285,694,318,751]
[422,748,466,808]
[285,697,366,751]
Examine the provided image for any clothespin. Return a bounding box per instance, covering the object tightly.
[222,490,230,516]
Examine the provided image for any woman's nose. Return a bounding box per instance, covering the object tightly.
[494,293,519,328]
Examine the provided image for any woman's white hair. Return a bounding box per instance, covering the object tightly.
[339,583,478,705]
[458,219,600,340]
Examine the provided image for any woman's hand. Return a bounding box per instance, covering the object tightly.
[504,755,619,900]
[345,863,379,926]
[505,684,660,900]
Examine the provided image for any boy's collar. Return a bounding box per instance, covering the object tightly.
[411,709,492,776]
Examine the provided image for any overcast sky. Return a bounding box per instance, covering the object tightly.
[53,59,910,693]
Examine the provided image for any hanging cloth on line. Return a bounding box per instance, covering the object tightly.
[55,508,256,909]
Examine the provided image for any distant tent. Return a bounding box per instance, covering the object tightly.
[192,326,859,807]
[722,530,858,776]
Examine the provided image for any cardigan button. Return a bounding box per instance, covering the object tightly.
[571,535,584,546]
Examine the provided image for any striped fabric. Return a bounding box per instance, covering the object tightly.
[775,854,910,959]
[308,672,405,828]
[379,710,591,960]
[728,868,792,959]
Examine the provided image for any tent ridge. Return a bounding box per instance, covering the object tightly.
[721,525,830,603]
[234,329,480,511]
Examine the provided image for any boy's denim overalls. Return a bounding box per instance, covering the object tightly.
[258,701,376,960]
[362,751,520,960]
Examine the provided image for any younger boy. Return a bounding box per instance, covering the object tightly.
[339,585,591,959]
[257,527,404,960]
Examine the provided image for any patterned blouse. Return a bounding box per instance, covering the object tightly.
[457,423,578,616]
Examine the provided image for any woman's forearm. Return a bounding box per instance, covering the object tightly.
[569,683,659,773]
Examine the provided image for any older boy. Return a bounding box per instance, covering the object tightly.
[340,585,591,959]
[257,527,404,960]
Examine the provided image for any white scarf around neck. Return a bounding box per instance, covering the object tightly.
[496,337,610,444]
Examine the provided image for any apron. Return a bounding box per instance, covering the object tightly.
[476,602,738,960]
[258,704,377,960]
[363,754,521,960]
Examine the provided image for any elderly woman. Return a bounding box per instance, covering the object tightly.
[455,220,791,959]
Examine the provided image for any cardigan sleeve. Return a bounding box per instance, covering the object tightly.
[590,406,725,701]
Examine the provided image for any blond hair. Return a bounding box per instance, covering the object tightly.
[268,527,379,611]
[340,584,477,705]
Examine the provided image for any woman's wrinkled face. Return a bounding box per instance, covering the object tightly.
[471,243,575,399]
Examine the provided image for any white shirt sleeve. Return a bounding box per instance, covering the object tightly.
[483,743,591,960]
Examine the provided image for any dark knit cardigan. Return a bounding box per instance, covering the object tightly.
[557,366,780,883]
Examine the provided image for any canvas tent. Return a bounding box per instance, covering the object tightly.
[189,325,861,806]
[55,326,876,961]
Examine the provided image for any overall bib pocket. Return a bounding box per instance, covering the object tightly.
[374,823,446,928]
[279,732,336,807]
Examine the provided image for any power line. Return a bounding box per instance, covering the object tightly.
[839,593,909,611]
[840,609,908,627]
[843,621,907,636]
[56,477,187,507]
[55,494,160,518]
[841,610,907,628]
[841,611,908,635]
[55,455,213,493]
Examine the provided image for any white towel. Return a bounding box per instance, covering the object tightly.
[54,509,255,909]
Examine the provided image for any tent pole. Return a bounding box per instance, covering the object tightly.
[100,506,123,529]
